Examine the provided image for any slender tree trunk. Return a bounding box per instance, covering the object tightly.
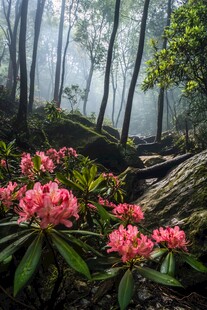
[3,0,21,101]
[115,72,127,128]
[28,0,46,113]
[111,70,118,127]
[96,0,121,132]
[83,61,94,116]
[53,0,66,106]
[58,0,80,104]
[16,0,29,134]
[6,59,13,89]
[155,0,172,142]
[120,0,150,146]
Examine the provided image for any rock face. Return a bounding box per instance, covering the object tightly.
[134,150,207,257]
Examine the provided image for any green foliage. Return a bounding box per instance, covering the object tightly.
[63,85,86,113]
[0,140,206,308]
[118,269,134,310]
[142,0,207,121]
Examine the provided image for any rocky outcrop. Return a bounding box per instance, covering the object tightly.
[134,150,207,258]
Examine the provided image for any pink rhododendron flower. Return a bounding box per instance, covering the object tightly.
[0,181,18,208]
[98,196,117,208]
[107,224,154,262]
[102,172,120,187]
[46,147,78,164]
[35,151,55,173]
[16,182,79,229]
[112,203,144,223]
[20,153,34,177]
[152,226,188,251]
[0,159,6,168]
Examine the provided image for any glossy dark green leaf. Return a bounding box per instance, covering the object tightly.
[51,232,91,279]
[150,248,168,260]
[0,229,32,245]
[136,266,183,287]
[56,173,84,191]
[87,256,120,271]
[14,233,43,296]
[181,253,207,272]
[118,269,134,310]
[0,231,36,263]
[91,267,121,280]
[160,252,175,276]
[91,202,111,222]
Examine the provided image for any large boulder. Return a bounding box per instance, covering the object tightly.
[134,150,207,257]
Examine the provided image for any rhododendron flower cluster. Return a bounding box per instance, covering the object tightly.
[20,147,78,178]
[107,224,154,262]
[98,196,117,208]
[102,172,120,187]
[46,147,77,164]
[0,159,6,168]
[112,203,144,223]
[152,226,188,251]
[16,182,79,229]
[0,181,17,208]
[20,153,34,177]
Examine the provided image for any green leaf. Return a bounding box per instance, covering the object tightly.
[88,175,104,192]
[91,202,111,222]
[51,232,91,279]
[87,256,120,271]
[91,267,121,281]
[160,252,175,276]
[56,173,84,191]
[181,253,207,273]
[150,248,168,260]
[118,269,134,310]
[0,231,36,263]
[0,229,32,245]
[32,155,41,171]
[14,233,43,296]
[136,266,183,287]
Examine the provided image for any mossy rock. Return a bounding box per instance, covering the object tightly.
[135,150,207,258]
[80,137,127,173]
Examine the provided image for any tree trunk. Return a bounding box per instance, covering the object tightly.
[122,153,192,180]
[96,0,121,132]
[58,0,80,104]
[111,69,118,127]
[16,0,29,134]
[83,61,94,116]
[28,0,46,113]
[53,0,66,106]
[3,0,21,101]
[155,0,172,142]
[120,0,150,146]
[115,71,127,128]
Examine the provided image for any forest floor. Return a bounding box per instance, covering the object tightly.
[1,268,207,310]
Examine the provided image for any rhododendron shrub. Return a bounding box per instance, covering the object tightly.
[0,140,206,310]
[16,182,79,229]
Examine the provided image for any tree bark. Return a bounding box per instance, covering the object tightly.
[120,0,150,146]
[155,0,172,142]
[122,153,193,180]
[83,61,94,116]
[58,0,80,104]
[53,0,66,106]
[16,0,29,134]
[28,0,46,113]
[3,0,21,101]
[96,0,121,132]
